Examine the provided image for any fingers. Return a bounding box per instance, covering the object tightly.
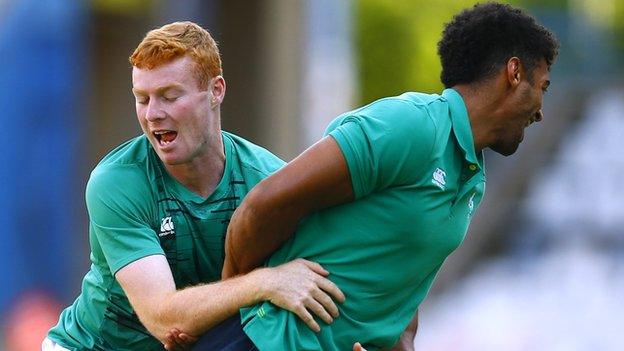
[173,332,196,350]
[269,258,346,332]
[178,332,199,343]
[311,286,340,318]
[296,261,343,320]
[316,275,346,303]
[298,260,344,304]
[353,342,365,351]
[304,295,334,325]
[164,328,195,351]
[164,330,183,351]
[299,259,329,276]
[293,302,321,332]
[163,339,183,351]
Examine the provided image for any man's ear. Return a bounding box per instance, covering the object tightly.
[210,75,226,108]
[506,57,522,87]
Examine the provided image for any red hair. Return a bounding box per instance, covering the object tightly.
[129,21,222,89]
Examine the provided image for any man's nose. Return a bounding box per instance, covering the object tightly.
[533,109,543,123]
[145,100,165,122]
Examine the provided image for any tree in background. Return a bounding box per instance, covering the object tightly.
[356,0,624,106]
[354,0,596,105]
[355,0,497,104]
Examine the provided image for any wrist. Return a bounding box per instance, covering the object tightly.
[247,267,271,302]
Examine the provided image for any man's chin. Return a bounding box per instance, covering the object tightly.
[156,151,186,166]
[490,142,519,156]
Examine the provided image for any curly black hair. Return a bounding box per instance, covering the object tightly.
[438,2,559,88]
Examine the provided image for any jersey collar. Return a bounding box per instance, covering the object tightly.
[160,132,233,205]
[442,88,483,170]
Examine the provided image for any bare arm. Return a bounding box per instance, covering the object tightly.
[117,254,267,343]
[116,255,345,345]
[223,136,354,277]
[389,309,418,351]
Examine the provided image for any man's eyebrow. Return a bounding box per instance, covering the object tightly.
[132,84,183,95]
[157,84,183,94]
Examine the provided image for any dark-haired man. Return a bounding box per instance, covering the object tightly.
[215,2,559,351]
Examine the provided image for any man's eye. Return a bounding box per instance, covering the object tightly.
[164,96,178,102]
[136,97,148,104]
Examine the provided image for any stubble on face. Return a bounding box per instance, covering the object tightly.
[132,56,214,166]
[491,61,549,156]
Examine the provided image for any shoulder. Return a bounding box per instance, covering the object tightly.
[96,135,153,169]
[89,136,155,198]
[87,140,157,221]
[326,94,440,151]
[88,163,151,196]
[87,163,154,215]
[223,131,286,177]
[325,93,441,138]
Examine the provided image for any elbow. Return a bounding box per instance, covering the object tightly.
[138,294,189,344]
[232,185,266,239]
[137,315,168,344]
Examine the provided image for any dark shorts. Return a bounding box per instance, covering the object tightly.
[191,315,257,351]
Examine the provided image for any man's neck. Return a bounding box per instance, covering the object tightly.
[452,82,505,153]
[164,134,226,199]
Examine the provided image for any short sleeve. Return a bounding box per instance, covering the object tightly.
[86,164,163,275]
[327,99,437,199]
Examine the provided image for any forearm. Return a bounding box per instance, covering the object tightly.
[141,268,267,341]
[161,259,346,349]
[223,184,302,277]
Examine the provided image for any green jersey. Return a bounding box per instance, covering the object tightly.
[241,88,486,351]
[48,132,284,351]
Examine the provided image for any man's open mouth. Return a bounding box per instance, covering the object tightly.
[153,130,178,146]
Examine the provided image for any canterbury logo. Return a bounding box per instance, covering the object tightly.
[159,217,175,237]
[432,168,447,190]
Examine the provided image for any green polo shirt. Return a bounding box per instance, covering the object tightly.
[241,88,486,351]
[47,132,284,351]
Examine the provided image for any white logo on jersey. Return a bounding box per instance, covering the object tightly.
[159,217,175,237]
[468,192,476,215]
[432,168,447,190]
